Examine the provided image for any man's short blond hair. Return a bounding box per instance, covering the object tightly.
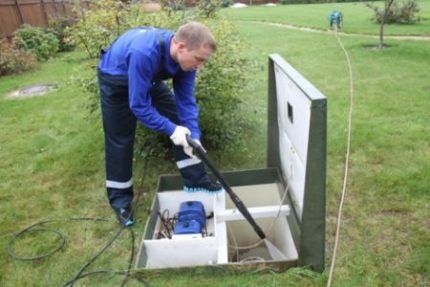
[174,22,216,52]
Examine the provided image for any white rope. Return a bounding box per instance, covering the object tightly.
[227,181,290,251]
[326,28,355,287]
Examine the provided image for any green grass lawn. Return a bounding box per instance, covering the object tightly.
[1,3,430,286]
[231,21,430,286]
[221,0,430,36]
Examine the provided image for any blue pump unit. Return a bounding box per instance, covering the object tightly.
[173,201,206,235]
[174,220,202,234]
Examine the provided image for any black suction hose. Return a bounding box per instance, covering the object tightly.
[186,136,266,240]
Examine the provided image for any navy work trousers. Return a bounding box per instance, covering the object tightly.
[98,70,211,210]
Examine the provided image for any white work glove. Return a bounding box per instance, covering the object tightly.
[170,126,194,158]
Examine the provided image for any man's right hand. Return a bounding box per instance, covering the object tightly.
[170,126,194,158]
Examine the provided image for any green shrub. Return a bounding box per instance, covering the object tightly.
[280,0,361,3]
[69,0,185,59]
[195,18,249,150]
[73,0,251,158]
[160,0,186,11]
[48,17,75,52]
[197,0,221,18]
[0,39,37,76]
[220,0,233,8]
[14,24,59,61]
[368,0,420,24]
[68,0,132,58]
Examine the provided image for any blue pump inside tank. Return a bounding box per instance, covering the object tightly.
[173,201,206,235]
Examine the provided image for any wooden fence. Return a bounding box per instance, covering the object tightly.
[0,0,90,37]
[0,0,283,38]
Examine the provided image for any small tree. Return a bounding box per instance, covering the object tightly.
[367,0,420,49]
[379,0,395,49]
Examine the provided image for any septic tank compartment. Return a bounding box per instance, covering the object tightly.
[136,54,326,272]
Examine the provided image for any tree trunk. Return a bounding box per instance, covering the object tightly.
[379,16,385,49]
[379,0,395,50]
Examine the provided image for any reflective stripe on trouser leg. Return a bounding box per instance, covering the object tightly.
[175,152,211,187]
[106,178,133,189]
[150,82,211,187]
[99,71,135,210]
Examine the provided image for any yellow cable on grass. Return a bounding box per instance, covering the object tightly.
[326,28,355,287]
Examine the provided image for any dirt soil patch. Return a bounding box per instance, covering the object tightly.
[5,84,56,99]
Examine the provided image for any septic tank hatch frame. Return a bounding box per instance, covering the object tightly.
[135,54,326,273]
[267,54,326,272]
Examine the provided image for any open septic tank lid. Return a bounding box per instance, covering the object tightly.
[136,54,326,272]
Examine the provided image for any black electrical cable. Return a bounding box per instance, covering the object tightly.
[157,209,179,239]
[206,212,214,219]
[7,158,152,286]
[65,159,151,287]
[63,226,140,286]
[6,217,138,286]
[64,226,129,287]
[8,227,66,261]
[157,211,171,239]
[7,217,111,261]
[121,227,136,286]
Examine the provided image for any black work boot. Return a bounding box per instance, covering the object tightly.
[114,206,134,227]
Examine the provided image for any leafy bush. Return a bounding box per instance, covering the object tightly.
[220,0,233,8]
[197,0,221,18]
[160,0,186,11]
[14,24,59,61]
[0,39,37,76]
[368,0,420,24]
[69,0,185,59]
[280,0,362,3]
[68,0,130,58]
[195,18,249,150]
[73,0,251,158]
[48,17,75,52]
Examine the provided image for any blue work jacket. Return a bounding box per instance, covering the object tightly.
[98,27,200,139]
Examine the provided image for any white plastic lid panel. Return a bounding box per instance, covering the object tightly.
[274,63,312,221]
